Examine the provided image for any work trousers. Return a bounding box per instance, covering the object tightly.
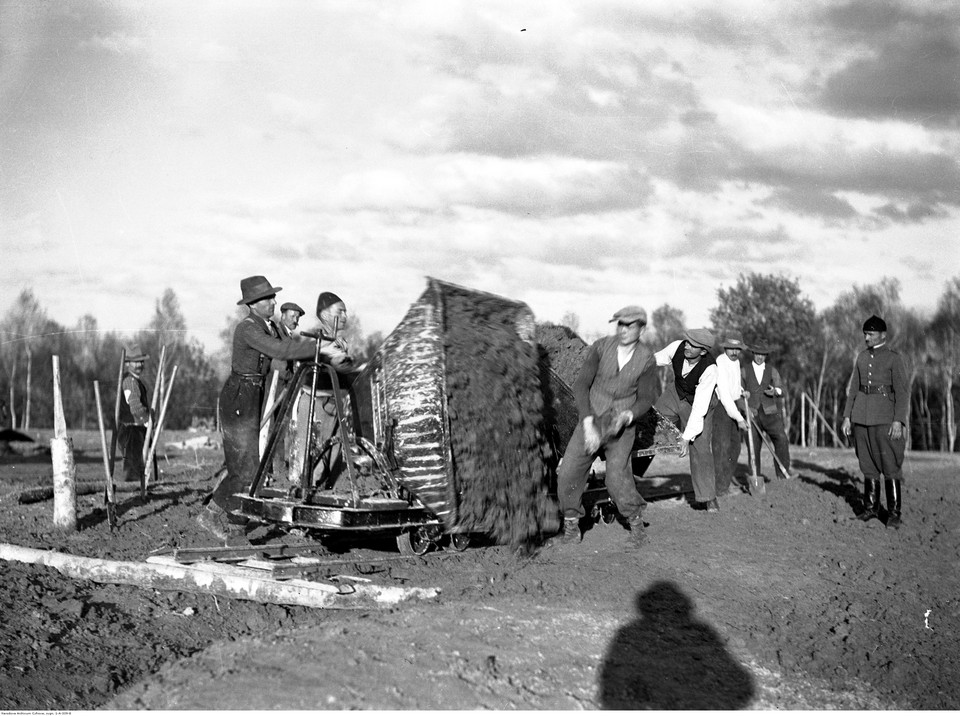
[117,424,146,483]
[853,423,905,482]
[655,383,716,503]
[214,373,264,513]
[751,410,791,479]
[557,419,646,522]
[711,409,741,494]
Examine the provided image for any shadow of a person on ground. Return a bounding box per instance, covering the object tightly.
[598,580,755,710]
[792,458,864,515]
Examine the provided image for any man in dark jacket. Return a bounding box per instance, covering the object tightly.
[742,342,794,481]
[198,276,322,542]
[555,305,660,548]
[118,346,152,483]
[841,315,909,528]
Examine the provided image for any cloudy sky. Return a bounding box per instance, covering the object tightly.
[2,0,958,350]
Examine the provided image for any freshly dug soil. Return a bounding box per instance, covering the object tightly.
[1,430,959,709]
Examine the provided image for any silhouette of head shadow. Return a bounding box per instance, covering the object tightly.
[598,580,755,710]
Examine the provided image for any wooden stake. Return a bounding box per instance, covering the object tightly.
[108,348,126,479]
[50,356,77,531]
[143,365,178,494]
[93,380,117,529]
[143,345,166,463]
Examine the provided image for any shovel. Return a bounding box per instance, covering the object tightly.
[743,408,765,496]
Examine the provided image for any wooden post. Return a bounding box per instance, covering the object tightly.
[50,356,77,532]
[800,392,806,448]
[143,345,166,464]
[93,380,117,529]
[143,365,178,493]
[108,349,126,479]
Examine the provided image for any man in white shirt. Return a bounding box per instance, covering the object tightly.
[713,331,748,496]
[654,328,720,512]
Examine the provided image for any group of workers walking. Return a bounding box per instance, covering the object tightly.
[556,307,908,549]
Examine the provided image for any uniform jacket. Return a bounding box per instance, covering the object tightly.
[742,362,783,416]
[573,336,659,422]
[842,344,908,426]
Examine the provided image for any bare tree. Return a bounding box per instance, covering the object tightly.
[930,277,960,452]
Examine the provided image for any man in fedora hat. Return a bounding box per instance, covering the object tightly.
[554,305,659,548]
[118,346,153,484]
[841,315,908,528]
[712,331,749,496]
[198,276,325,542]
[742,341,793,481]
[654,328,720,511]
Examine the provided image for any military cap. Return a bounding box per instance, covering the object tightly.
[862,315,887,332]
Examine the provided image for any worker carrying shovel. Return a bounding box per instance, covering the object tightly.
[741,341,795,481]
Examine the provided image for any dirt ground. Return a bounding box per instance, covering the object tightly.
[1,429,958,710]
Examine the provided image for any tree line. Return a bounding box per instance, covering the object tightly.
[0,287,382,433]
[2,275,957,453]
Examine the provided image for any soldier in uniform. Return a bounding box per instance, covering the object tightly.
[654,328,720,512]
[742,342,794,481]
[198,276,322,542]
[555,305,660,548]
[117,346,152,483]
[841,315,908,528]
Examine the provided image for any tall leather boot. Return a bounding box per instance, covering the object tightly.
[885,479,902,529]
[858,479,880,521]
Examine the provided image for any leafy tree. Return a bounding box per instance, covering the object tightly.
[644,304,686,350]
[930,277,960,452]
[560,311,580,335]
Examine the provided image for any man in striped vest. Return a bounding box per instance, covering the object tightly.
[654,328,720,511]
[555,305,660,548]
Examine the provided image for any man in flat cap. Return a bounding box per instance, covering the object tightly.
[712,331,749,496]
[841,315,908,528]
[117,345,153,484]
[555,305,660,548]
[271,301,306,385]
[654,328,720,511]
[198,276,324,542]
[742,341,794,481]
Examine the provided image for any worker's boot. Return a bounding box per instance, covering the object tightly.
[197,502,247,544]
[884,479,902,529]
[858,479,880,522]
[557,517,581,546]
[626,513,646,549]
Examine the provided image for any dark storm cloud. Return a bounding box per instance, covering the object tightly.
[762,188,858,219]
[873,201,945,223]
[817,1,960,125]
[737,147,960,209]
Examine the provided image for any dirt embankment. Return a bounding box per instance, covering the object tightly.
[1,432,959,709]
